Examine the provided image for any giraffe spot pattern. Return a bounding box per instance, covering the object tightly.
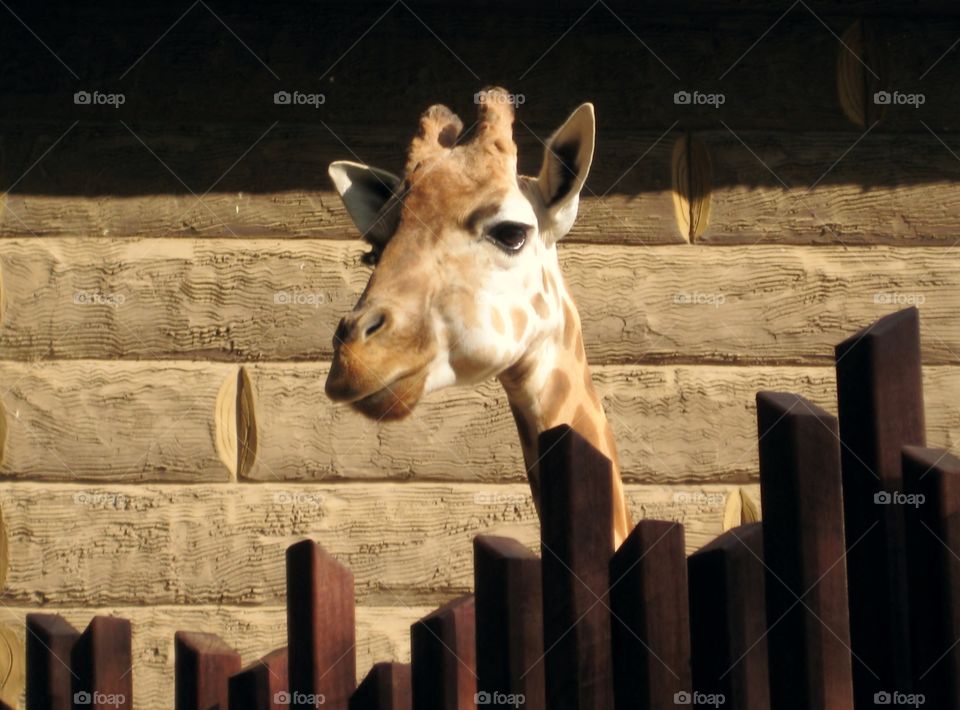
[531,293,550,319]
[491,309,506,335]
[511,308,528,341]
[562,300,577,349]
[541,369,571,422]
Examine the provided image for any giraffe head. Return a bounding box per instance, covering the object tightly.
[325,87,595,420]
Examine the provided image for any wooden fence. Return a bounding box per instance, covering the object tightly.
[17,307,959,709]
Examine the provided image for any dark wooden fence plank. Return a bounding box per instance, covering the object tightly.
[70,616,133,710]
[410,594,476,710]
[228,648,289,710]
[473,535,545,710]
[26,613,80,710]
[609,520,691,710]
[538,424,615,710]
[756,392,853,710]
[286,539,356,710]
[903,446,960,709]
[835,307,925,705]
[349,663,411,710]
[688,522,769,710]
[175,631,242,710]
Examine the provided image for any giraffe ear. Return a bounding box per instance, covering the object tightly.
[328,160,404,249]
[536,103,595,244]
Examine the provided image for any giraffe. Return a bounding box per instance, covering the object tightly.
[324,87,632,547]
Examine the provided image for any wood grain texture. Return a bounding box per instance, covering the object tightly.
[0,361,235,482]
[0,605,430,710]
[4,241,960,364]
[2,361,959,484]
[0,482,754,608]
[7,125,960,247]
[0,125,680,245]
[698,130,960,245]
[225,362,960,485]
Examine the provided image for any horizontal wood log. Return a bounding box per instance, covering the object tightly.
[756,393,853,710]
[609,520,691,710]
[902,446,960,709]
[5,359,960,485]
[4,241,960,364]
[835,308,924,704]
[25,613,80,710]
[228,648,287,710]
[0,482,752,608]
[349,663,411,710]
[174,631,242,710]
[6,127,960,247]
[0,124,681,245]
[7,605,431,710]
[410,595,476,710]
[700,130,960,245]
[71,616,133,710]
[5,125,960,247]
[0,360,235,482]
[473,535,544,710]
[286,540,356,710]
[688,523,769,710]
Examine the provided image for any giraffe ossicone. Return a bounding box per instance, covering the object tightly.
[326,87,632,547]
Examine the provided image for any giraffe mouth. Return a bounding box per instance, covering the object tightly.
[349,368,428,421]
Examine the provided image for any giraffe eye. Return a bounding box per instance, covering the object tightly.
[487,222,529,252]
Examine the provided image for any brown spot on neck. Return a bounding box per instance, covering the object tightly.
[531,292,550,319]
[511,308,528,341]
[573,404,600,444]
[562,300,577,349]
[491,309,506,335]
[540,369,571,423]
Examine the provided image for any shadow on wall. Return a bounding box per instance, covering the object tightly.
[0,0,959,197]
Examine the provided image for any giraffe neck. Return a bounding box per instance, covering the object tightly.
[498,284,632,547]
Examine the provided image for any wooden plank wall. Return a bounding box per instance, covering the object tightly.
[1,0,959,705]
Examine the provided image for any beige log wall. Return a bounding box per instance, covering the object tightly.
[1,4,960,707]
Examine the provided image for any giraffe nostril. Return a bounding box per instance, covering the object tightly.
[362,311,388,340]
